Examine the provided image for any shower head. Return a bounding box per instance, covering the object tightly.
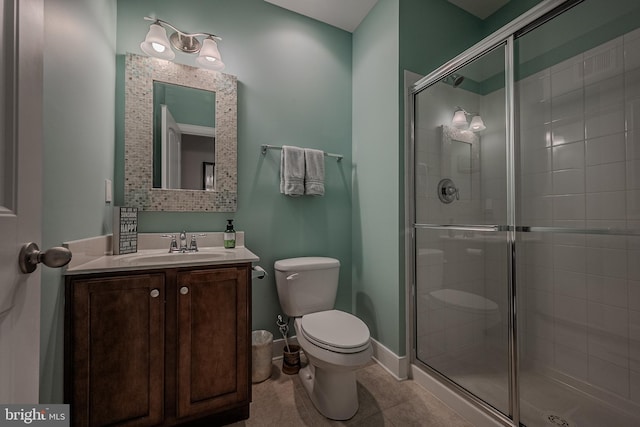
[449,74,464,87]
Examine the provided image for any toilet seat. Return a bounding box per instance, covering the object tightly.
[300,310,370,354]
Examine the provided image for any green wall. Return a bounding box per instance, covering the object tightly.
[482,0,544,36]
[115,0,354,342]
[400,0,484,78]
[41,0,117,403]
[154,82,216,128]
[352,0,401,354]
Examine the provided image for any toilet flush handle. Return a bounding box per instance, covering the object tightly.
[286,273,299,281]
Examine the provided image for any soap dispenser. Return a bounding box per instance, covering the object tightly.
[224,219,236,249]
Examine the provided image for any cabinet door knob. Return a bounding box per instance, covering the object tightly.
[150,289,160,298]
[180,286,189,295]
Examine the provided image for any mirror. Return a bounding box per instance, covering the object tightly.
[153,82,216,190]
[441,125,479,202]
[124,53,237,211]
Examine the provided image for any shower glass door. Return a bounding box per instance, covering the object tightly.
[515,0,640,425]
[413,44,511,417]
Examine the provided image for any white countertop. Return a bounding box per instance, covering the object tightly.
[63,232,260,275]
[65,246,259,275]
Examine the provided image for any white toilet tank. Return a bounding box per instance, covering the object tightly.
[274,257,340,317]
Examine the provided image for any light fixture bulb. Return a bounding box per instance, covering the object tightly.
[152,42,166,53]
[196,38,225,71]
[451,109,468,129]
[469,115,486,132]
[140,23,175,60]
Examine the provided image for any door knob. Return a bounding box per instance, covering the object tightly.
[150,289,160,298]
[19,242,72,274]
[180,286,189,295]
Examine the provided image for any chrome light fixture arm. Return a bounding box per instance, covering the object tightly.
[144,16,222,42]
[141,17,226,70]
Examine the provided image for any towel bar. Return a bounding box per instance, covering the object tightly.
[261,144,343,161]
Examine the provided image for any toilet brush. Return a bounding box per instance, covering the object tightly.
[276,315,291,353]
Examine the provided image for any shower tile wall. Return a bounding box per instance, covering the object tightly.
[415,83,489,362]
[518,28,640,407]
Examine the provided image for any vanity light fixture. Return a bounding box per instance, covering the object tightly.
[451,107,486,132]
[468,115,486,132]
[140,17,225,71]
[451,108,469,129]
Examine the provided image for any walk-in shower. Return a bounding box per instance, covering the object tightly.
[409,0,640,426]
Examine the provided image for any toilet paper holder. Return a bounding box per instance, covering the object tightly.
[252,265,267,279]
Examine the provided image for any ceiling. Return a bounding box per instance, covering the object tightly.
[264,0,378,33]
[264,0,511,33]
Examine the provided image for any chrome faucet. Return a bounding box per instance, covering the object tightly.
[189,234,199,252]
[179,231,188,252]
[163,234,179,253]
[163,232,205,253]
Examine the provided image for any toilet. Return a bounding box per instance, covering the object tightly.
[274,257,372,420]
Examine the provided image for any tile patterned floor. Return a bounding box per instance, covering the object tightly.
[230,360,473,427]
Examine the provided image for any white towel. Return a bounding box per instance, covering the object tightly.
[304,148,325,196]
[280,145,305,196]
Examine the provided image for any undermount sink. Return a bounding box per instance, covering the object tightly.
[122,249,229,265]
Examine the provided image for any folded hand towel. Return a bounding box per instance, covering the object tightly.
[304,148,325,196]
[280,145,305,196]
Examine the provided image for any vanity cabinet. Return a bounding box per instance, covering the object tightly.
[65,264,251,427]
[175,268,249,418]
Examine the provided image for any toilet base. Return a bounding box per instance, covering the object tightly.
[298,364,358,420]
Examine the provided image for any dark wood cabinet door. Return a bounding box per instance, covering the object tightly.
[176,267,249,418]
[69,274,165,426]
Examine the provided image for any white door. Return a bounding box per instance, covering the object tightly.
[0,0,44,403]
[161,104,182,189]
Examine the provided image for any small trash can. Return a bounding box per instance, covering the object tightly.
[251,330,273,383]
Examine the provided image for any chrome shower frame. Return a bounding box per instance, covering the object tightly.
[406,1,581,426]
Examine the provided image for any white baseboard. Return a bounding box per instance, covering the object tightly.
[370,338,409,380]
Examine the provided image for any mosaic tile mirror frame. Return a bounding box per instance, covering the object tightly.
[124,53,237,212]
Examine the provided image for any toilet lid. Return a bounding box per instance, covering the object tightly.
[429,289,498,313]
[300,310,370,353]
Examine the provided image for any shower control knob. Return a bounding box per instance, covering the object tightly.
[437,178,459,204]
